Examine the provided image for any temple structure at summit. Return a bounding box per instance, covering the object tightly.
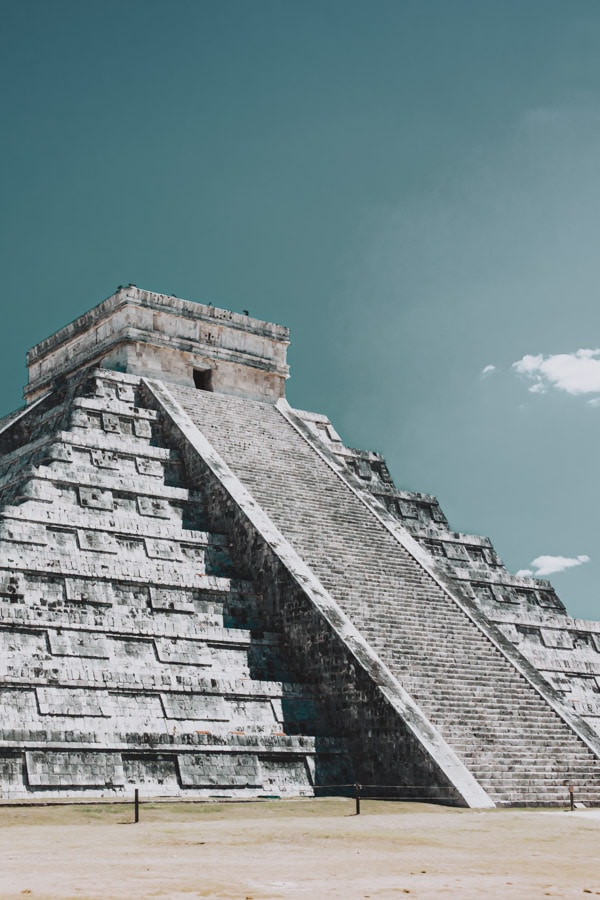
[2,285,600,805]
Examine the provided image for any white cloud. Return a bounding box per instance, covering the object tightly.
[518,554,590,577]
[513,349,600,396]
[481,364,496,376]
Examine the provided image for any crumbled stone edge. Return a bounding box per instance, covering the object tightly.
[278,398,600,762]
[0,392,50,435]
[144,377,494,809]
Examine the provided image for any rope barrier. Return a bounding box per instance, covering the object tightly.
[1,784,589,815]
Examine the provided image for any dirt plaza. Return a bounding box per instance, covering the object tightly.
[0,798,599,898]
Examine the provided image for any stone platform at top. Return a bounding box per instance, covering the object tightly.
[25,286,290,404]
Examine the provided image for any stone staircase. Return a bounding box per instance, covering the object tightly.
[170,386,600,806]
[293,407,600,743]
[0,371,351,798]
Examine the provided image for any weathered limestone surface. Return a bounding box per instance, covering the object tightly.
[0,370,349,798]
[2,286,600,805]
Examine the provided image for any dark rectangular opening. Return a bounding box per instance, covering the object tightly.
[193,369,213,391]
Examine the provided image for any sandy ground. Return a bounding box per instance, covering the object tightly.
[0,798,599,899]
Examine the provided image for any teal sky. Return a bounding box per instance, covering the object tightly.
[2,0,600,617]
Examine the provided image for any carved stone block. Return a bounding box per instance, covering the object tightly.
[25,751,125,787]
[77,530,118,554]
[79,487,114,511]
[137,496,171,518]
[48,630,110,658]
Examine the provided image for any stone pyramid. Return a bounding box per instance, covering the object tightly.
[1,285,600,806]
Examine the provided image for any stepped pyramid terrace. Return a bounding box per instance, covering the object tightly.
[2,286,600,806]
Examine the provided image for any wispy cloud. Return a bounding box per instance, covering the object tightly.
[481,364,496,377]
[513,349,600,396]
[516,554,590,577]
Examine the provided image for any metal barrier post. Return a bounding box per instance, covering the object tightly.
[354,782,361,816]
[569,785,574,812]
[134,788,140,823]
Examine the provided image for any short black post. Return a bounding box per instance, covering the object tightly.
[134,788,140,823]
[569,785,574,812]
[354,782,361,816]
